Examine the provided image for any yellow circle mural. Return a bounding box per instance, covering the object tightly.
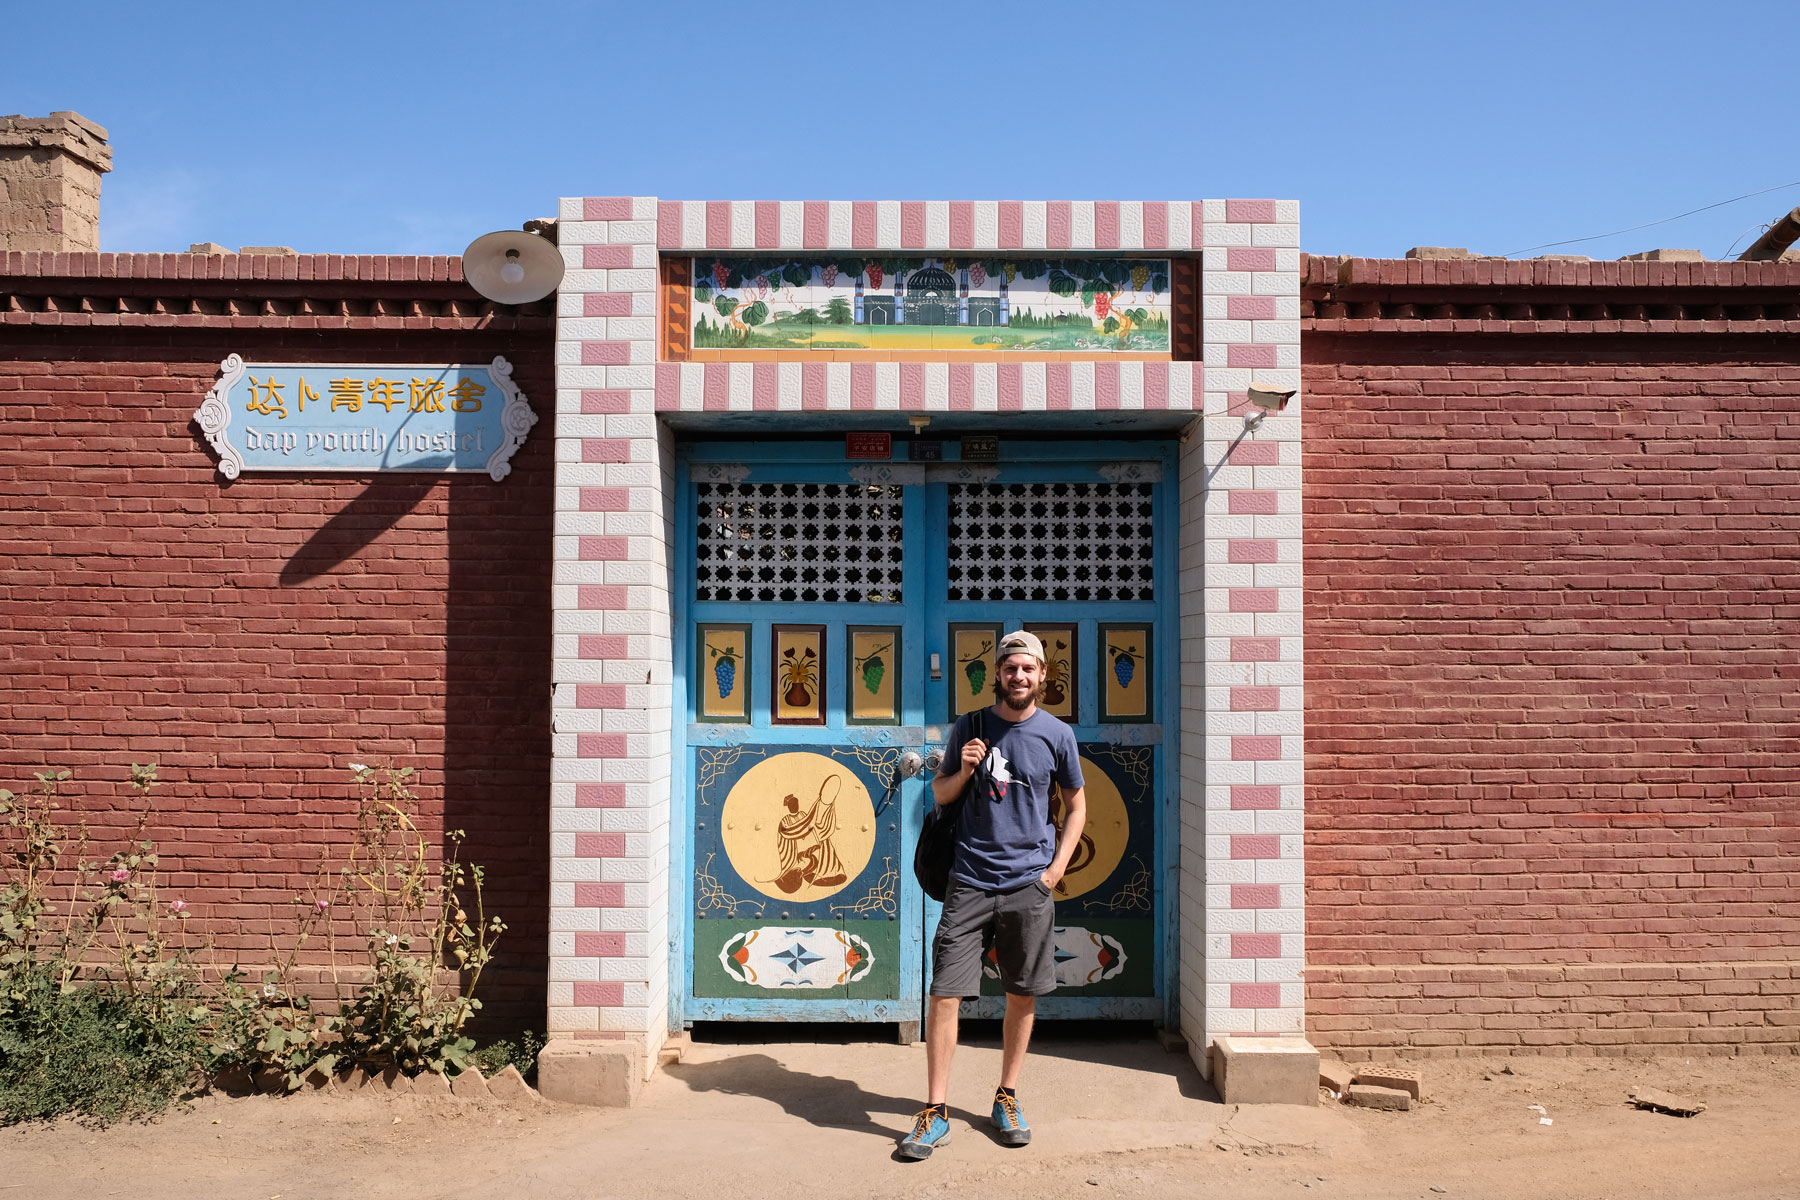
[1051,755,1128,901]
[721,752,877,903]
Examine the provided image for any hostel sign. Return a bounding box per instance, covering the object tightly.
[195,355,537,481]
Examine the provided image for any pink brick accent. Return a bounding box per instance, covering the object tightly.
[1231,834,1281,859]
[803,201,828,248]
[998,363,1023,410]
[581,341,630,366]
[1228,344,1278,369]
[1232,686,1281,710]
[1229,440,1279,466]
[950,201,974,248]
[575,587,627,611]
[851,202,876,248]
[753,362,778,410]
[705,201,730,249]
[1143,201,1168,249]
[577,634,628,660]
[584,197,632,221]
[577,537,629,561]
[1225,198,1278,224]
[754,201,779,248]
[1230,588,1279,612]
[1143,362,1169,409]
[573,982,624,1007]
[582,389,632,414]
[1094,201,1119,249]
[1229,491,1279,514]
[1228,295,1279,320]
[657,201,682,248]
[1094,360,1119,409]
[949,363,973,410]
[851,362,876,408]
[1233,735,1283,760]
[583,289,632,315]
[579,488,631,511]
[654,364,680,410]
[575,734,626,758]
[575,684,627,709]
[1232,785,1282,810]
[1231,637,1281,661]
[1190,202,1206,239]
[1232,982,1282,1009]
[703,364,729,410]
[1232,933,1282,959]
[998,201,1023,248]
[1047,201,1071,249]
[1229,539,1278,563]
[802,360,826,409]
[1231,885,1282,910]
[1228,246,1278,272]
[1046,363,1071,409]
[574,833,626,859]
[901,362,926,408]
[901,202,926,248]
[573,884,624,908]
[581,439,632,464]
[583,245,634,271]
[575,932,627,957]
[575,783,627,808]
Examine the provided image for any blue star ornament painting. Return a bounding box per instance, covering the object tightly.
[719,927,876,989]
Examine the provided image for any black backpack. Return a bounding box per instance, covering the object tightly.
[912,710,989,903]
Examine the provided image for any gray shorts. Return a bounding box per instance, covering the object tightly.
[930,876,1057,998]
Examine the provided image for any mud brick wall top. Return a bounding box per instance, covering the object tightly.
[0,256,557,1033]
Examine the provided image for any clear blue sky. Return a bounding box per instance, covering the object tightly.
[8,1,1798,261]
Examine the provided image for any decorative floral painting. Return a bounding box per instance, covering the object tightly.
[697,624,749,722]
[1024,625,1078,723]
[691,257,1172,354]
[771,625,825,725]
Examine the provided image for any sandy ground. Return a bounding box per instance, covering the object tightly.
[4,1028,1799,1200]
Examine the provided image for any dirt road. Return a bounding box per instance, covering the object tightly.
[4,1031,1797,1199]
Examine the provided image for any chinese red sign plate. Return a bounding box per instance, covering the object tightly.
[845,432,892,460]
[194,355,537,482]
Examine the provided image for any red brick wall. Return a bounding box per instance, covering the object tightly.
[0,325,554,1034]
[1304,333,1800,1056]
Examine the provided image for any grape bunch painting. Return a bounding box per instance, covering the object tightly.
[855,639,891,695]
[1109,641,1138,689]
[707,640,739,698]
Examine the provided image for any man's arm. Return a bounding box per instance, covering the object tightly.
[1042,786,1086,889]
[932,731,987,807]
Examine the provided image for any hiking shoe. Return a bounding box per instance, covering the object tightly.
[897,1106,952,1159]
[992,1089,1032,1146]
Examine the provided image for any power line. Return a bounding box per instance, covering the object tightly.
[1503,181,1800,257]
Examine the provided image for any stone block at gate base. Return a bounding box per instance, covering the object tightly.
[1209,1036,1321,1106]
[537,1040,643,1108]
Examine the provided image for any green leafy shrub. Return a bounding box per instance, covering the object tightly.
[470,1029,545,1084]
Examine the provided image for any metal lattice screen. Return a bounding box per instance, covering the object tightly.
[694,482,905,603]
[946,482,1155,602]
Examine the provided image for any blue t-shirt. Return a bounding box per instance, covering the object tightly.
[937,706,1084,890]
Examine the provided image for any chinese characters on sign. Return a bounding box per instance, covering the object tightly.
[194,355,537,481]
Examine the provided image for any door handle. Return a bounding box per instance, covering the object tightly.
[897,750,925,780]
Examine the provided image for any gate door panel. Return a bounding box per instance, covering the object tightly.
[680,463,927,1023]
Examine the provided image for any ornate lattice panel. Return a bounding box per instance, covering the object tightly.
[695,483,904,603]
[947,483,1155,602]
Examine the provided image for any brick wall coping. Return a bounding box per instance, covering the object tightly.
[1304,254,1800,290]
[1,251,466,283]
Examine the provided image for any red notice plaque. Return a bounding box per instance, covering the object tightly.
[846,432,892,460]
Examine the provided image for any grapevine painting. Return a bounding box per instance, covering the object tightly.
[950,625,1000,720]
[697,624,749,722]
[847,627,900,725]
[1101,625,1151,722]
[690,256,1172,354]
[771,625,825,725]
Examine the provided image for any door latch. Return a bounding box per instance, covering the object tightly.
[896,750,925,780]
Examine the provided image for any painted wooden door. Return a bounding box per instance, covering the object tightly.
[675,441,1174,1027]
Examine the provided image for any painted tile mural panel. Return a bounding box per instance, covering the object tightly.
[847,626,901,725]
[691,257,1172,354]
[1100,624,1152,722]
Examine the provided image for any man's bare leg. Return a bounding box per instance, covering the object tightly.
[999,992,1036,1089]
[926,994,961,1105]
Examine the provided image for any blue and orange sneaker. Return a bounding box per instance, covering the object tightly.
[992,1088,1031,1146]
[897,1105,952,1159]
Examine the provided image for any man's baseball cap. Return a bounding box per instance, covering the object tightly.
[995,630,1045,666]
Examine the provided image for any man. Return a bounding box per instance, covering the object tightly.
[898,630,1087,1160]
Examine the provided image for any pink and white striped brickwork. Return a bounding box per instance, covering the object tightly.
[548,197,1303,1075]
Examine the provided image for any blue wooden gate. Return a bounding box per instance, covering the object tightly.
[673,440,1176,1029]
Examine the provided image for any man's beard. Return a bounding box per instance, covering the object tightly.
[992,676,1047,713]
